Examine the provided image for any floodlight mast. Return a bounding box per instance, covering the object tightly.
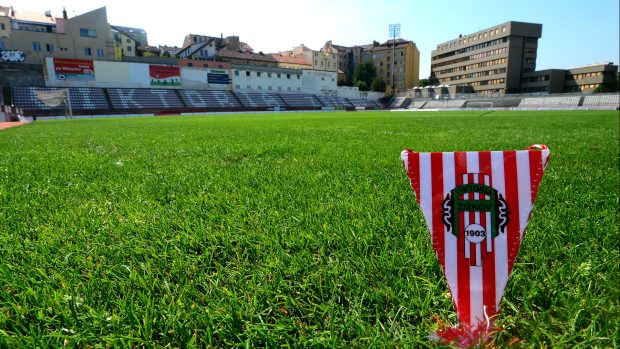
[388,23,400,94]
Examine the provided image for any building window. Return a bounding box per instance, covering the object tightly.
[32,42,42,52]
[84,47,92,56]
[286,74,290,79]
[218,65,223,69]
[0,23,5,30]
[127,46,132,52]
[297,75,300,79]
[247,85,251,90]
[188,63,193,67]
[235,70,239,76]
[257,72,261,77]
[126,38,132,43]
[80,28,97,38]
[46,43,54,52]
[502,26,507,32]
[97,48,105,57]
[235,84,240,89]
[277,73,281,78]
[257,86,262,90]
[400,51,404,56]
[246,71,250,76]
[268,86,272,91]
[268,73,272,78]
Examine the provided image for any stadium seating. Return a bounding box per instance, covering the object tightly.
[347,98,382,109]
[279,93,322,108]
[518,95,581,109]
[316,95,353,108]
[582,94,620,109]
[234,92,286,108]
[406,99,428,109]
[12,87,109,111]
[423,99,466,109]
[389,96,410,108]
[107,88,184,109]
[179,90,241,108]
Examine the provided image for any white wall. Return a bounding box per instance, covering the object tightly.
[301,70,337,94]
[181,67,231,90]
[231,67,302,93]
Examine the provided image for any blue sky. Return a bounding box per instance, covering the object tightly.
[13,0,620,78]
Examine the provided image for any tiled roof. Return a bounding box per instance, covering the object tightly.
[271,54,311,65]
[371,39,412,50]
[219,50,277,62]
[111,25,146,34]
[10,9,56,24]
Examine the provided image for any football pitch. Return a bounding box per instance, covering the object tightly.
[0,110,618,347]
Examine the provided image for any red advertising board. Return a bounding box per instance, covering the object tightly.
[54,58,95,80]
[149,65,181,86]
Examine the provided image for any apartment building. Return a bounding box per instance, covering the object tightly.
[431,21,542,94]
[521,62,618,93]
[0,6,115,64]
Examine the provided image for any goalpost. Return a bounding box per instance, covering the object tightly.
[35,89,73,118]
[467,101,494,110]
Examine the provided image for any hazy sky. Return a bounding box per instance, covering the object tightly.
[11,0,620,78]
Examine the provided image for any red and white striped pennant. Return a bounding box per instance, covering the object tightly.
[401,144,550,346]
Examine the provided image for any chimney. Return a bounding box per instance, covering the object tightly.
[221,33,223,39]
[63,7,68,19]
[9,6,14,17]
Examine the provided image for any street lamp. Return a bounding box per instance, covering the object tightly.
[388,23,400,94]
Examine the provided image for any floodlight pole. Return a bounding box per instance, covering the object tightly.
[388,23,400,95]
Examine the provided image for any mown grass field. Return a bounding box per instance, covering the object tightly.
[0,110,618,348]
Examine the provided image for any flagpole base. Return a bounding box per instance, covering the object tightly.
[429,317,501,348]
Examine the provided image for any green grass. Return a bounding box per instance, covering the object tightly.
[0,110,617,348]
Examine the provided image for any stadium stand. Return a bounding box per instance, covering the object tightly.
[279,93,322,108]
[422,99,466,109]
[234,92,286,109]
[388,96,410,109]
[347,98,382,109]
[179,90,242,109]
[12,87,110,111]
[518,95,581,109]
[405,99,428,109]
[107,88,185,110]
[582,94,620,109]
[316,95,353,108]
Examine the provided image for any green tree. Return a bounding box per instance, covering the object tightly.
[353,60,376,90]
[371,77,387,92]
[355,80,369,91]
[418,78,430,87]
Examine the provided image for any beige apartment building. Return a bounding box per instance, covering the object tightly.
[431,21,542,94]
[364,39,419,93]
[0,6,115,64]
[324,39,419,93]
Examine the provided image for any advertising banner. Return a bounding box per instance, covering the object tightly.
[54,58,95,80]
[149,65,181,86]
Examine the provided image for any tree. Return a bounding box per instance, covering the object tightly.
[355,80,369,91]
[418,78,429,87]
[371,77,387,92]
[353,60,376,91]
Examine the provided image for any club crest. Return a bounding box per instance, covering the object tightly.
[442,173,510,266]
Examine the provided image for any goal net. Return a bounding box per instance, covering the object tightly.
[35,89,72,117]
